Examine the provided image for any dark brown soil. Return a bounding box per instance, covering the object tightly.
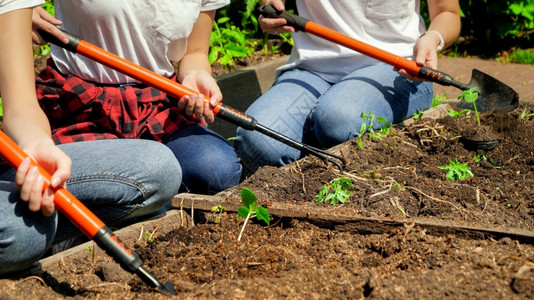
[2,50,532,299]
[1,96,533,300]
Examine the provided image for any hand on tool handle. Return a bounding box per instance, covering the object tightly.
[31,6,69,45]
[13,137,71,217]
[258,0,296,35]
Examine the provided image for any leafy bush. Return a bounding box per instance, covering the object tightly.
[422,0,533,57]
[209,17,257,68]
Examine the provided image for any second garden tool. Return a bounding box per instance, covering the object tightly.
[260,4,519,113]
[38,29,346,171]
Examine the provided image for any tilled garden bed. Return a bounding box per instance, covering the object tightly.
[1,99,533,299]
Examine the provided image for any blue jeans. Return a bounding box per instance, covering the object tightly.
[234,64,433,171]
[165,124,242,194]
[0,139,181,275]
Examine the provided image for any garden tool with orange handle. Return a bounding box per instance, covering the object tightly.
[0,130,176,296]
[260,4,519,113]
[38,29,346,171]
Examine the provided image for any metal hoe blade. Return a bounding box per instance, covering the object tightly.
[137,266,176,295]
[457,69,519,113]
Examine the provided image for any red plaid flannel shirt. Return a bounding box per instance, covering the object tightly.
[35,60,202,145]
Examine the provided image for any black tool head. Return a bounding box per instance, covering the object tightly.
[457,69,519,113]
[136,266,176,296]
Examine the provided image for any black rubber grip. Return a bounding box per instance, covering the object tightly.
[259,4,309,31]
[216,104,258,130]
[37,29,81,53]
[93,226,143,273]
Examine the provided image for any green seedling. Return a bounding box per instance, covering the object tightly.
[356,122,367,149]
[458,87,480,126]
[85,243,95,262]
[356,112,390,148]
[209,204,225,224]
[392,183,406,191]
[0,96,3,122]
[431,93,447,108]
[438,158,474,181]
[447,108,471,118]
[315,177,354,205]
[237,187,270,241]
[144,230,155,244]
[471,154,499,167]
[520,106,534,119]
[412,111,424,119]
[379,123,393,135]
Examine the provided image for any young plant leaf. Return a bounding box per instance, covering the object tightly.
[255,206,270,226]
[240,187,257,212]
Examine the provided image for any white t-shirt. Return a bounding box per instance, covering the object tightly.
[52,0,229,84]
[0,0,43,14]
[278,0,426,83]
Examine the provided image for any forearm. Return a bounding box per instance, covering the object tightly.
[427,0,461,48]
[177,10,215,82]
[177,52,212,82]
[0,9,52,145]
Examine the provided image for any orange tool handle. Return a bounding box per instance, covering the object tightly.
[38,30,259,130]
[259,5,461,87]
[0,130,143,273]
[0,130,104,236]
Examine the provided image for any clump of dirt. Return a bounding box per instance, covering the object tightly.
[1,101,533,299]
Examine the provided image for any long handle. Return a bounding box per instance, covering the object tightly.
[259,5,471,91]
[38,29,346,170]
[39,30,258,130]
[0,130,174,294]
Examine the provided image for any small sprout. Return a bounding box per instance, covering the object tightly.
[357,122,367,149]
[379,123,392,135]
[85,242,95,262]
[520,106,534,119]
[431,93,447,108]
[458,87,480,126]
[412,111,424,119]
[438,158,474,181]
[471,154,499,167]
[209,204,225,224]
[392,183,406,191]
[237,188,270,241]
[357,112,391,147]
[397,206,407,218]
[447,108,471,118]
[315,177,354,205]
[145,230,155,244]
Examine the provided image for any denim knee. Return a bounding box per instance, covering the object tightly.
[0,185,57,275]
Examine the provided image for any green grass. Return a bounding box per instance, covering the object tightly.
[507,48,534,65]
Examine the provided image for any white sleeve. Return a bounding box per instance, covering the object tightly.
[201,0,230,11]
[0,0,44,14]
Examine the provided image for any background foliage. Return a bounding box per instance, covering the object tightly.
[218,0,533,59]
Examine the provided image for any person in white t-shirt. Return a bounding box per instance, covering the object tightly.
[0,0,193,275]
[0,0,71,275]
[235,0,460,171]
[31,0,242,195]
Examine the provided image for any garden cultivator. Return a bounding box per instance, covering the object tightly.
[0,130,176,296]
[38,29,346,171]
